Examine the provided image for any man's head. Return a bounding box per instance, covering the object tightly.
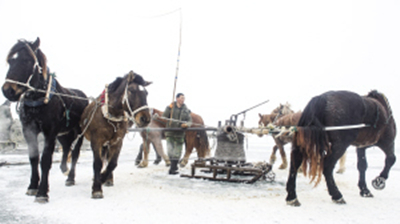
[176,93,185,106]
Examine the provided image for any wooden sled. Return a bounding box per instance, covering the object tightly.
[180,158,275,184]
[181,125,275,184]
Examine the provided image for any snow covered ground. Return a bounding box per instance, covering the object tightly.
[0,134,399,224]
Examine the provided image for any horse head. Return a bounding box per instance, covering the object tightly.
[107,70,152,127]
[257,113,272,137]
[2,37,49,101]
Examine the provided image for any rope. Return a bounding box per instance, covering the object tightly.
[4,78,90,101]
[70,99,99,150]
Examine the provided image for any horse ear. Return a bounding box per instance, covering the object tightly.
[128,70,135,82]
[32,37,40,51]
[142,81,152,87]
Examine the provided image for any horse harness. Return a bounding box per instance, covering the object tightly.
[6,43,74,127]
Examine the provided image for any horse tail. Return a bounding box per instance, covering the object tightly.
[294,94,330,186]
[197,129,210,158]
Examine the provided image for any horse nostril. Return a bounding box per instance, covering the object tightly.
[2,87,14,99]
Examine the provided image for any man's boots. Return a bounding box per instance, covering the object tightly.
[168,160,179,175]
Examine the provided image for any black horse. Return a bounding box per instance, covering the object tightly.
[286,90,396,206]
[2,38,89,203]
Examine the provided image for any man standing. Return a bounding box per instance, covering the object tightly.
[163,93,192,175]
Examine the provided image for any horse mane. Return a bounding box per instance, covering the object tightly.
[108,77,125,93]
[36,48,47,77]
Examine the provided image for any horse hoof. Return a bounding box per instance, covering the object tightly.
[135,160,140,166]
[360,190,374,198]
[63,170,70,176]
[332,197,346,204]
[372,177,386,190]
[137,163,148,168]
[34,196,49,203]
[65,180,75,186]
[153,160,161,165]
[92,191,104,199]
[26,189,38,196]
[179,161,188,168]
[286,198,301,207]
[104,180,114,187]
[278,164,287,170]
[336,168,346,174]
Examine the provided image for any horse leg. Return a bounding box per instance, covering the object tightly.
[138,140,150,168]
[152,142,162,165]
[152,138,170,167]
[66,134,84,186]
[286,146,303,206]
[269,145,278,165]
[180,135,193,168]
[35,132,57,203]
[356,147,373,197]
[323,144,347,204]
[135,144,144,166]
[372,141,396,190]
[23,125,40,196]
[91,141,104,199]
[58,135,71,175]
[276,140,288,169]
[336,151,347,174]
[100,141,123,188]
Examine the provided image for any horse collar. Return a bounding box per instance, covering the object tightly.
[101,105,129,123]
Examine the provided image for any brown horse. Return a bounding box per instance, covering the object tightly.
[258,103,294,168]
[258,103,294,127]
[135,108,210,168]
[286,90,396,206]
[268,111,302,169]
[80,71,151,199]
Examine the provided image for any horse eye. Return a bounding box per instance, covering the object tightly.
[23,59,31,65]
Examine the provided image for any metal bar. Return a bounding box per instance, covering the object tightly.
[129,123,369,133]
[324,124,369,131]
[233,100,269,116]
[128,127,218,132]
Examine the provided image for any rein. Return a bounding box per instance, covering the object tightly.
[4,78,89,102]
[4,43,89,104]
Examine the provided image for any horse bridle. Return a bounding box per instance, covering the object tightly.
[102,82,149,124]
[5,43,52,104]
[122,83,149,122]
